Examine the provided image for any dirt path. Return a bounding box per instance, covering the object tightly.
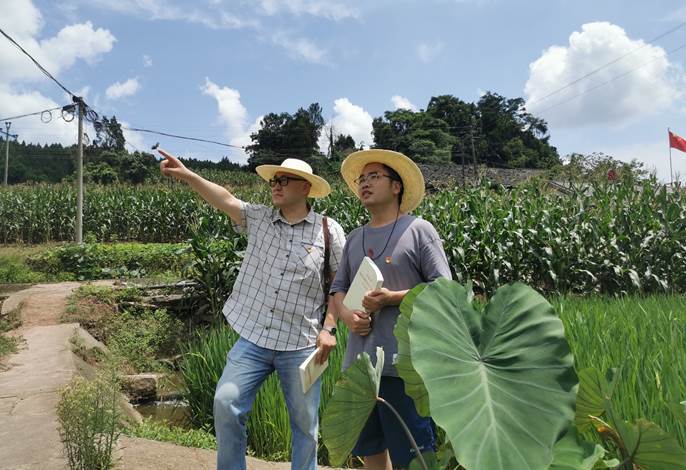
[0,282,339,470]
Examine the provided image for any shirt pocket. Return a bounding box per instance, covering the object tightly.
[297,239,325,278]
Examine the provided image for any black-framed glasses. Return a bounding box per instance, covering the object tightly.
[353,172,394,186]
[268,175,307,187]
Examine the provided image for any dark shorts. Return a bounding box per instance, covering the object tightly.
[353,376,436,468]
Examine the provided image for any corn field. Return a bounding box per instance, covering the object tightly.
[1,176,684,295]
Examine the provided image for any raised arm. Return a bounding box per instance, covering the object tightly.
[159,149,243,225]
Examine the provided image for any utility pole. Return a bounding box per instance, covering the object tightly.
[470,122,477,181]
[327,123,334,159]
[75,98,84,244]
[2,121,12,186]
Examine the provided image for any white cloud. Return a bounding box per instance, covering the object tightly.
[201,78,258,163]
[0,13,115,83]
[416,41,444,63]
[0,83,81,146]
[78,0,258,29]
[256,0,359,20]
[319,97,373,152]
[143,54,153,67]
[271,32,328,64]
[105,78,141,100]
[524,22,685,128]
[0,1,115,147]
[391,95,417,111]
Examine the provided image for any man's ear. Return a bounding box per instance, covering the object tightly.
[303,181,312,196]
[392,180,403,196]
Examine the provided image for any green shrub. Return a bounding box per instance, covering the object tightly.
[56,369,121,470]
[105,308,183,374]
[0,333,19,359]
[184,217,244,321]
[27,243,190,280]
[72,284,143,305]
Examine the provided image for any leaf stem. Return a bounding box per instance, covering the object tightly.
[376,397,429,470]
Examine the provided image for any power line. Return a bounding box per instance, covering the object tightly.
[0,27,76,98]
[536,41,686,115]
[527,21,686,106]
[0,105,71,123]
[122,127,245,149]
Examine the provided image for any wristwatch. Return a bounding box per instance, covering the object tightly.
[322,326,337,336]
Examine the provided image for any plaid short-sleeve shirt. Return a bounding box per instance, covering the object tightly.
[222,202,346,351]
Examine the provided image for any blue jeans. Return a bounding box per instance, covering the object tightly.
[213,337,321,470]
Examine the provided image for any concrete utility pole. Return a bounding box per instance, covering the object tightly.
[75,98,84,244]
[470,123,477,180]
[3,121,11,186]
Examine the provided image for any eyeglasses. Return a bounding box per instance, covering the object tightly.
[268,175,307,187]
[353,172,394,186]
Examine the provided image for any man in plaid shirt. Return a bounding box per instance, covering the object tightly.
[160,151,345,470]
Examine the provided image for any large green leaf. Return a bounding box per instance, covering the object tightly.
[409,279,578,470]
[618,418,686,469]
[548,427,605,470]
[575,368,618,432]
[321,348,384,467]
[394,283,430,415]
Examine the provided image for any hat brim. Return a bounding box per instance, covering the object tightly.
[341,149,425,212]
[255,165,331,198]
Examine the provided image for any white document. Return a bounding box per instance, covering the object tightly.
[299,347,328,394]
[343,256,384,313]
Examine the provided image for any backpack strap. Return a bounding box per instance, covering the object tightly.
[321,216,332,326]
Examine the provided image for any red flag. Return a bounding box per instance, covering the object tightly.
[669,130,686,153]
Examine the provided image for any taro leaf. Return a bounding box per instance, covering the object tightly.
[575,368,618,432]
[409,279,578,470]
[394,283,430,416]
[322,347,384,467]
[548,427,605,470]
[616,418,686,469]
[409,450,439,470]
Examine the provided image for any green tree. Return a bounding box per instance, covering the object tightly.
[372,109,456,163]
[371,92,561,168]
[92,116,126,152]
[477,92,559,168]
[246,103,325,170]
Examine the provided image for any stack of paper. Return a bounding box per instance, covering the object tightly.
[299,348,328,394]
[343,256,384,312]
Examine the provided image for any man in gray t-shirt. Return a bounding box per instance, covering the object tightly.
[331,149,451,470]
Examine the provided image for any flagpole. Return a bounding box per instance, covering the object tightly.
[669,127,674,187]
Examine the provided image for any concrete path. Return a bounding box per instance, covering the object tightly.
[0,283,339,470]
[0,322,76,469]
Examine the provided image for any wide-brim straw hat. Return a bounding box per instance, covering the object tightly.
[256,158,331,198]
[341,149,425,212]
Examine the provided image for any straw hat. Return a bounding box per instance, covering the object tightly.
[256,158,331,198]
[341,149,425,212]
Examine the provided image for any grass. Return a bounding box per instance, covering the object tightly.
[65,284,185,374]
[0,242,189,284]
[556,294,686,446]
[0,334,19,359]
[0,244,65,283]
[123,419,217,450]
[175,294,685,465]
[179,323,349,464]
[0,307,22,360]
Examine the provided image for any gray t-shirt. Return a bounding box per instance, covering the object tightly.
[330,214,452,376]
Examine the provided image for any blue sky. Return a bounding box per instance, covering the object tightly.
[2,0,686,181]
